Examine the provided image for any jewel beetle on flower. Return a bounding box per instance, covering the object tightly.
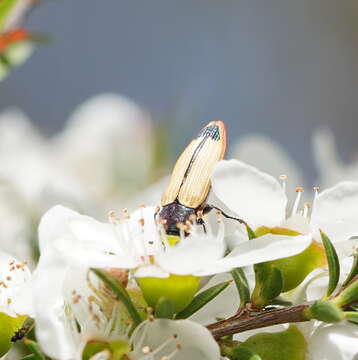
[157,121,245,235]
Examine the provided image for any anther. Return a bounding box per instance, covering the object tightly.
[279,174,287,191]
[142,346,151,354]
[292,187,304,216]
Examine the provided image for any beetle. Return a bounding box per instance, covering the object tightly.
[157,120,244,236]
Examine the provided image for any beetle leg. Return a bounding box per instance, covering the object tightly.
[196,216,207,233]
[202,205,246,225]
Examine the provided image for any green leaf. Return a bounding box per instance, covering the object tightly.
[231,268,250,308]
[91,268,142,327]
[342,251,358,287]
[23,339,46,360]
[307,301,344,323]
[344,311,358,323]
[155,297,175,319]
[320,230,340,297]
[0,0,18,32]
[232,347,262,360]
[175,281,231,319]
[333,278,358,307]
[20,355,36,360]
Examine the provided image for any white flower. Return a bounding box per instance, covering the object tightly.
[231,134,305,202]
[32,257,220,360]
[53,93,154,205]
[38,204,311,278]
[307,322,358,360]
[313,128,358,189]
[211,159,358,257]
[0,94,156,261]
[129,318,220,360]
[0,251,32,317]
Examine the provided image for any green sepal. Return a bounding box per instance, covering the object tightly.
[320,230,340,297]
[306,301,344,323]
[332,278,358,307]
[137,274,200,313]
[91,268,142,327]
[0,313,26,357]
[23,339,46,360]
[342,251,358,287]
[238,325,307,360]
[175,280,231,319]
[155,297,175,319]
[231,268,250,308]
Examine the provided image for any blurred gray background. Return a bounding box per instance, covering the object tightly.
[1,0,358,181]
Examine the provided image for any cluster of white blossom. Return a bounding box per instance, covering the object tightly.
[0,94,358,360]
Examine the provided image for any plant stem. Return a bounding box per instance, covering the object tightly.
[207,303,312,339]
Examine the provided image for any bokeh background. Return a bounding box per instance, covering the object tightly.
[1,0,358,183]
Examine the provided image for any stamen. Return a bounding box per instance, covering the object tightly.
[303,202,311,218]
[142,334,178,359]
[108,210,120,224]
[159,344,182,360]
[279,174,287,192]
[291,187,304,216]
[312,186,320,214]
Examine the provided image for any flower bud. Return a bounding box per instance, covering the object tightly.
[306,301,344,323]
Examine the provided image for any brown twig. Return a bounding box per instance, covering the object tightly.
[207,303,312,339]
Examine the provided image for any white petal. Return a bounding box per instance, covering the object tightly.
[134,265,169,278]
[211,233,312,272]
[212,159,287,227]
[231,134,304,202]
[189,273,240,325]
[130,319,220,360]
[69,216,121,254]
[157,235,225,276]
[283,214,311,235]
[311,181,358,243]
[308,323,358,360]
[32,246,75,360]
[38,205,80,252]
[312,128,346,189]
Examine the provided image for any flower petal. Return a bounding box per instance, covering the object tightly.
[189,273,240,325]
[130,319,220,360]
[157,235,225,276]
[311,181,358,243]
[31,246,75,360]
[203,234,312,274]
[231,134,304,203]
[308,323,358,360]
[212,159,287,227]
[38,205,80,252]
